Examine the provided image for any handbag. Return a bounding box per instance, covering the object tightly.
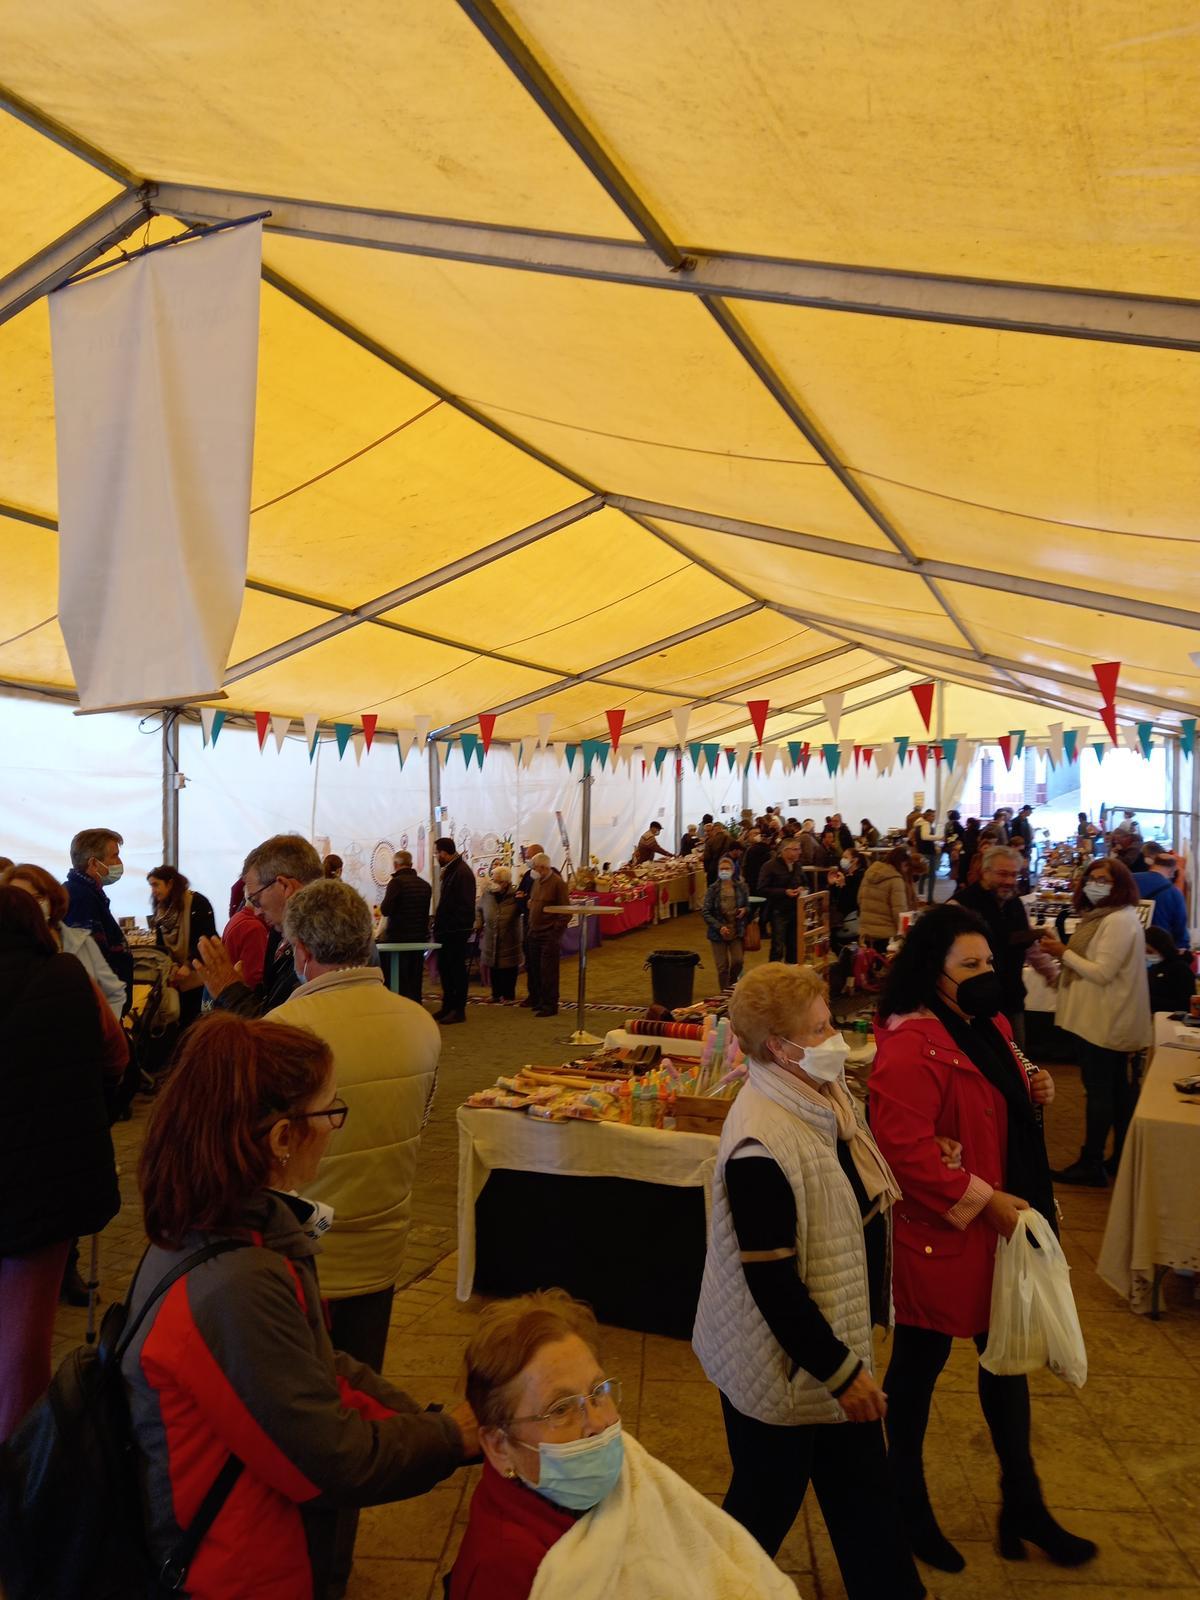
[742,920,761,953]
[980,1209,1087,1387]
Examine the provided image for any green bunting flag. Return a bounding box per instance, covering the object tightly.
[1010,730,1026,759]
[1062,729,1078,764]
[1137,722,1154,760]
[941,738,958,772]
[460,731,479,768]
[895,735,909,765]
[1182,720,1196,759]
[822,742,839,776]
[334,723,353,760]
[653,747,668,774]
[703,742,720,775]
[565,744,578,772]
[689,741,703,771]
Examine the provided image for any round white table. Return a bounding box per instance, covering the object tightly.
[543,901,624,1044]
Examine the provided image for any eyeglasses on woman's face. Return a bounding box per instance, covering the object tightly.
[288,1098,349,1130]
[506,1378,622,1434]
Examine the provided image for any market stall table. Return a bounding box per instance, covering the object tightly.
[545,901,623,1044]
[457,1106,717,1337]
[1097,1012,1200,1316]
[376,941,440,995]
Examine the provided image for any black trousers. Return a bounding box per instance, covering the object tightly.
[768,905,797,964]
[526,931,562,1011]
[719,1393,924,1600]
[490,964,518,1001]
[1077,1038,1136,1164]
[437,930,470,1014]
[326,1286,396,1592]
[394,951,425,1005]
[884,1324,1035,1501]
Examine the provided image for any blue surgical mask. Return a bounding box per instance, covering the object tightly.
[718,868,733,881]
[100,859,124,884]
[519,1420,624,1511]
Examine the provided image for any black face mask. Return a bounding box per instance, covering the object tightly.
[950,970,1005,1019]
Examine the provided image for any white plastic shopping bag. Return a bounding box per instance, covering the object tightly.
[980,1209,1087,1387]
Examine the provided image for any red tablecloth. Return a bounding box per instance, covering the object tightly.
[586,887,655,936]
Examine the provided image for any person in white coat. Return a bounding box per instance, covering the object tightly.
[1040,856,1152,1186]
[691,964,924,1600]
[270,876,441,1594]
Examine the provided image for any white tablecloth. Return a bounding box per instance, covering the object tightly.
[457,1106,717,1301]
[1097,1013,1200,1312]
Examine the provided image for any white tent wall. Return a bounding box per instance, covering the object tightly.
[681,761,744,831]
[584,755,675,869]
[0,690,163,919]
[747,756,926,831]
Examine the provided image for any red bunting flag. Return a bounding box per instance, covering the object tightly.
[853,745,861,773]
[254,711,270,751]
[747,699,770,744]
[606,709,625,752]
[933,744,943,764]
[478,713,497,755]
[1091,661,1121,745]
[910,682,935,732]
[863,747,874,766]
[998,735,1013,771]
[361,713,377,752]
[754,750,762,774]
[916,743,929,775]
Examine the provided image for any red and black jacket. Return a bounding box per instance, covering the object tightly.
[121,1191,464,1599]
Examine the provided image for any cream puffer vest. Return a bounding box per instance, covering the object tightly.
[692,1083,873,1425]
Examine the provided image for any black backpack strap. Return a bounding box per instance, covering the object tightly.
[113,1237,252,1367]
[156,1454,245,1592]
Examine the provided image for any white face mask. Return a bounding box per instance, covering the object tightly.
[1083,880,1110,905]
[773,1033,850,1083]
[839,857,853,871]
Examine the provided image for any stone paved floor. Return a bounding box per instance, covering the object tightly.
[53,905,1200,1599]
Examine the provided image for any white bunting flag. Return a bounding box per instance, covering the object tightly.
[839,738,855,771]
[413,714,432,749]
[270,714,292,754]
[302,713,319,755]
[1047,723,1064,766]
[351,732,365,765]
[671,707,691,747]
[200,705,221,747]
[876,739,897,776]
[735,741,752,771]
[823,693,844,740]
[536,713,554,749]
[1121,724,1141,754]
[521,737,536,769]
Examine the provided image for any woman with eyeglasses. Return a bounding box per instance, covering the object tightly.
[122,1011,477,1600]
[450,1289,798,1600]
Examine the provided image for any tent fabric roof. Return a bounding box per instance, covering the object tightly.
[1,0,1198,749]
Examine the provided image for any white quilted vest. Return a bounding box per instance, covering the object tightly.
[692,1083,873,1426]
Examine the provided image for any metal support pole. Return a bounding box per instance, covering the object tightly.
[1190,750,1200,944]
[933,680,945,823]
[580,772,593,868]
[161,709,180,866]
[741,761,751,815]
[428,741,442,907]
[1170,736,1182,850]
[675,753,684,853]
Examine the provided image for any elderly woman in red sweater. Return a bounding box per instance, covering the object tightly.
[869,904,1094,1577]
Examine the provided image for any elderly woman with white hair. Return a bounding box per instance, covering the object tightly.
[692,964,925,1600]
[478,865,523,1004]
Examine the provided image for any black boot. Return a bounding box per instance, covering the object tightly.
[60,1264,90,1307]
[998,1480,1097,1566]
[893,1467,965,1573]
[1050,1150,1107,1187]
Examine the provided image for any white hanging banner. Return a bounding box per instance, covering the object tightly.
[823,693,844,740]
[671,707,691,747]
[536,713,554,749]
[50,222,262,711]
[270,714,292,754]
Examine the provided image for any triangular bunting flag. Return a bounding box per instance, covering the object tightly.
[672,708,691,747]
[361,713,377,753]
[788,741,803,771]
[754,750,762,775]
[853,745,861,774]
[399,728,421,762]
[565,744,578,772]
[1092,661,1121,706]
[413,714,432,749]
[334,723,353,760]
[395,735,405,768]
[1137,721,1154,760]
[254,711,271,751]
[689,741,703,771]
[1182,719,1197,759]
[536,713,554,749]
[200,706,225,748]
[941,738,958,772]
[653,747,668,775]
[910,682,935,732]
[478,713,496,757]
[932,744,944,765]
[270,714,291,754]
[862,746,873,768]
[916,743,929,775]
[895,736,910,766]
[838,739,854,772]
[703,743,720,776]
[460,731,479,768]
[735,741,752,771]
[352,731,365,765]
[1047,723,1064,766]
[998,736,1013,771]
[823,743,840,776]
[1062,729,1078,764]
[1100,702,1120,745]
[725,748,736,772]
[605,709,625,752]
[1121,724,1141,755]
[800,742,811,774]
[877,739,896,776]
[747,700,770,744]
[303,713,319,761]
[823,694,844,740]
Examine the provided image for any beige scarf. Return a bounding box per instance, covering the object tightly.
[1059,902,1121,991]
[747,1056,902,1218]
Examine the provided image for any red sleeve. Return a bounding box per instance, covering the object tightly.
[869,1033,978,1218]
[224,916,269,990]
[93,982,129,1081]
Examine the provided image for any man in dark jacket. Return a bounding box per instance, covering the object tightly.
[432,838,476,1025]
[1134,854,1190,950]
[193,834,323,1015]
[952,845,1040,1044]
[64,825,133,1007]
[758,839,806,963]
[380,849,433,1001]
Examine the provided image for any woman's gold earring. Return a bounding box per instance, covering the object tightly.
[505,1469,517,1479]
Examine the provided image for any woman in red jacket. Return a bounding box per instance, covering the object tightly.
[869,905,1095,1575]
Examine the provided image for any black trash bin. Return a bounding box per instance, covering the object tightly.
[645,949,702,1010]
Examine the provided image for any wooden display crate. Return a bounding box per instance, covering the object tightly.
[673,1094,733,1135]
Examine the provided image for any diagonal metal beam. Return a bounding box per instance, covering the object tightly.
[619,642,857,737]
[152,182,1200,353]
[223,496,602,683]
[0,187,153,327]
[0,84,141,187]
[453,1,689,273]
[431,603,762,736]
[768,602,1200,718]
[610,496,1200,633]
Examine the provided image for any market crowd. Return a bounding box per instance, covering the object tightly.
[0,800,1186,1597]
